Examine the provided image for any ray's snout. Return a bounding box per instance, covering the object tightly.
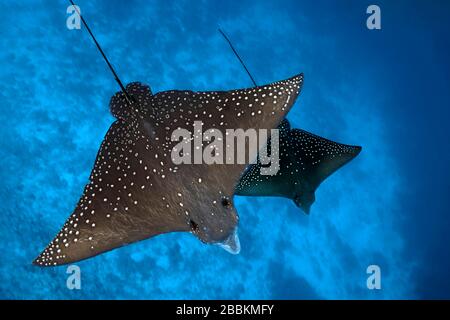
[217,228,241,254]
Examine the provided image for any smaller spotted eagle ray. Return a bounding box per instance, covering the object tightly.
[236,119,361,214]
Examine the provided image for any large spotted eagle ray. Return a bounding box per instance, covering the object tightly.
[34,72,303,265]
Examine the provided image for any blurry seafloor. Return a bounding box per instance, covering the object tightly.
[0,0,449,299]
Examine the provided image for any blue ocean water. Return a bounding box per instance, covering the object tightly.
[0,0,449,299]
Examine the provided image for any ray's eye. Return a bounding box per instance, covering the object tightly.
[189,219,199,232]
[221,197,232,208]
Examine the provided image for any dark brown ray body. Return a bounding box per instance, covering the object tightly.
[34,74,303,266]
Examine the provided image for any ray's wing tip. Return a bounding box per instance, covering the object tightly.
[284,72,303,83]
[353,145,362,156]
[31,257,40,266]
[266,73,304,105]
[286,73,304,95]
[32,244,68,267]
[271,73,304,86]
[32,250,54,267]
[32,253,49,267]
[32,254,68,267]
[291,72,304,83]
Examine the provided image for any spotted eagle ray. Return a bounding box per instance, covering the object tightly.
[34,3,300,266]
[34,3,304,266]
[235,119,361,214]
[34,75,303,266]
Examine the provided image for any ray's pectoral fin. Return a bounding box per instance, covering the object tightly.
[289,129,361,214]
[33,119,190,266]
[308,141,362,188]
[295,137,361,214]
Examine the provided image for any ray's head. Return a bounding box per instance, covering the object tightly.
[109,82,153,120]
[186,193,239,251]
